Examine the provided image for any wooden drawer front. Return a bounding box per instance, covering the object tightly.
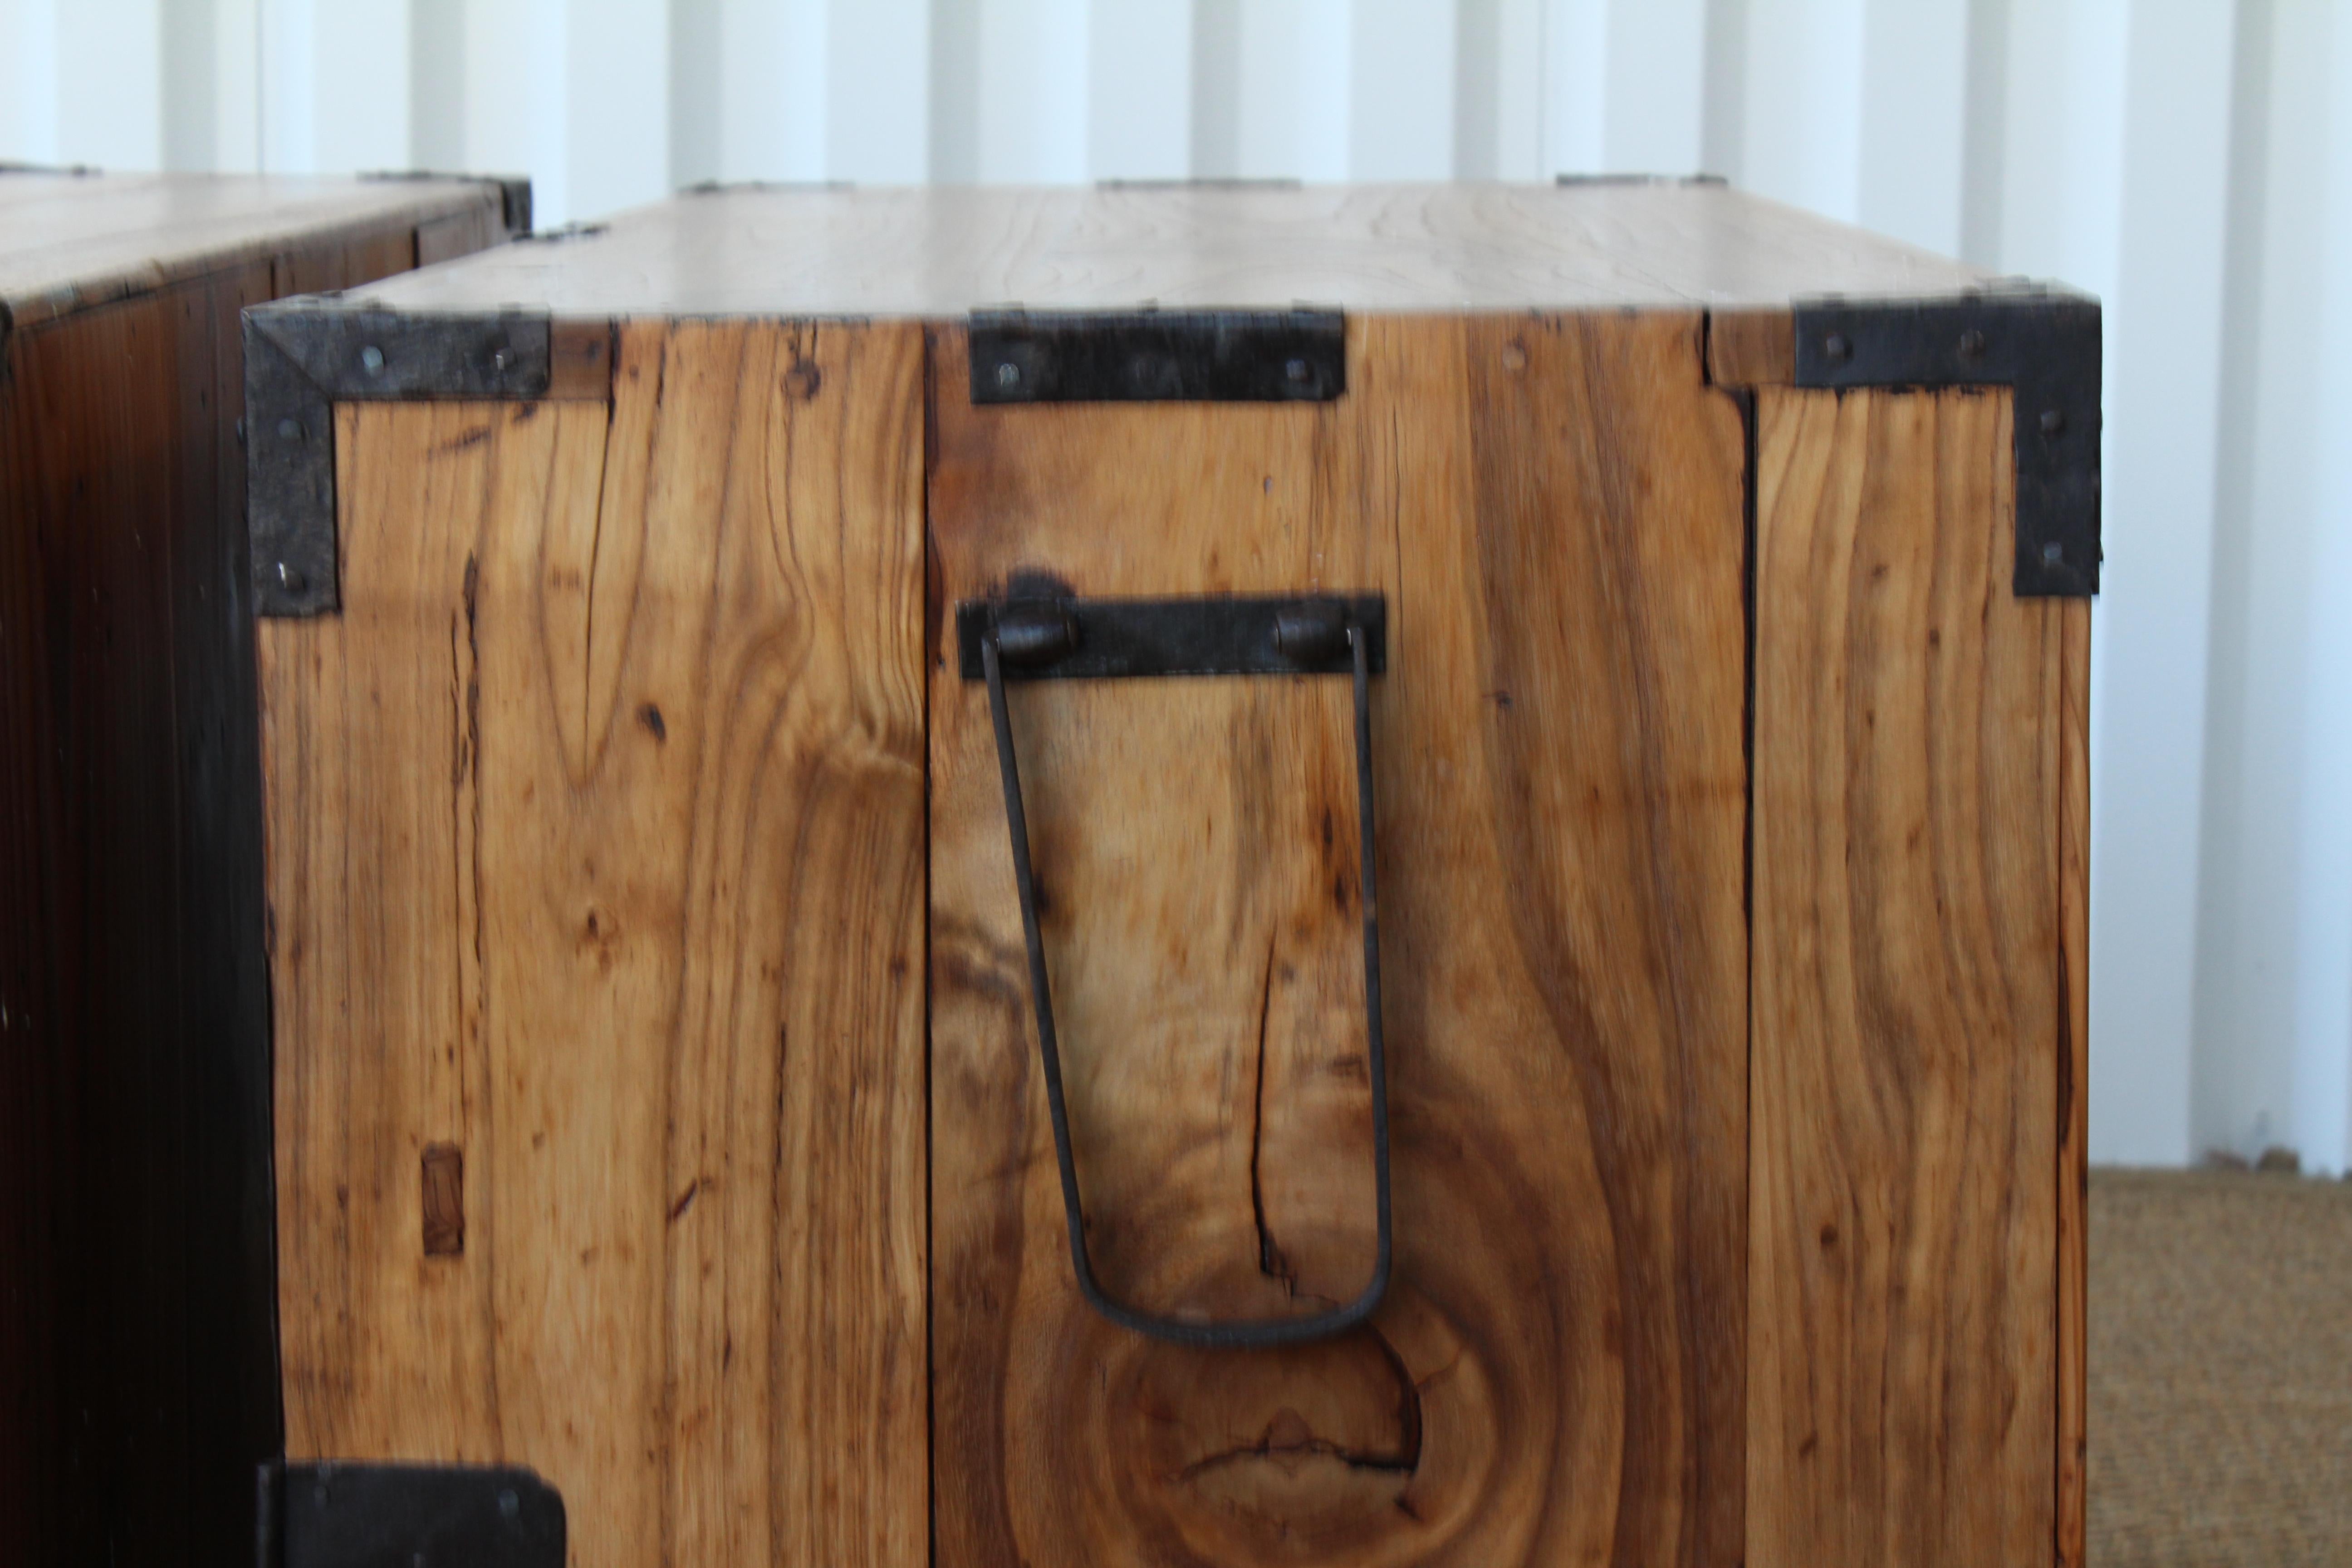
[927,314,1750,1566]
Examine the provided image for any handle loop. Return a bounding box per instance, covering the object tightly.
[972,594,1392,1350]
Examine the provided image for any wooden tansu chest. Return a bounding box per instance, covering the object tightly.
[0,166,524,1567]
[246,183,2092,1568]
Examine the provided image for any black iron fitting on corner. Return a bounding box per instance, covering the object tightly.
[1793,289,2102,597]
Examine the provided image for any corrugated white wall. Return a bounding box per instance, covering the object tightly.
[7,0,2351,1174]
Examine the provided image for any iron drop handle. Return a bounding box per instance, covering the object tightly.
[963,593,1393,1350]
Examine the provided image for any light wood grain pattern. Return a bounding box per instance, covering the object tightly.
[1748,387,2062,1567]
[2055,598,2090,1568]
[349,182,1991,319]
[0,171,502,329]
[930,312,1749,1567]
[262,320,928,1568]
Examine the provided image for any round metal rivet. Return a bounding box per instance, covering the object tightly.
[2040,408,2066,436]
[1824,333,1851,363]
[276,562,307,592]
[498,1489,520,1520]
[492,348,511,371]
[1958,328,1986,359]
[276,417,304,442]
[360,344,385,374]
[1284,357,1310,383]
[2041,542,2063,566]
[995,362,1020,388]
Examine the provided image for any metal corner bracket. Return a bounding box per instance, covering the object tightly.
[258,1459,565,1568]
[1792,286,2102,597]
[244,304,552,616]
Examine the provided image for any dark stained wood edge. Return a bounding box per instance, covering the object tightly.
[1706,309,1796,386]
[2055,598,2090,1567]
[421,1145,465,1257]
[0,300,69,1568]
[0,203,500,1568]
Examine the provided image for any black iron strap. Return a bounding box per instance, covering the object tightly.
[967,593,1393,1350]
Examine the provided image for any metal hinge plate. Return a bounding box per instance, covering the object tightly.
[258,1460,565,1568]
[968,309,1346,404]
[954,593,1386,680]
[1792,287,2102,596]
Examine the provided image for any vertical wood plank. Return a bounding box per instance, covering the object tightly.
[1748,385,2061,1567]
[2055,596,2089,1568]
[265,321,927,1568]
[930,311,1749,1568]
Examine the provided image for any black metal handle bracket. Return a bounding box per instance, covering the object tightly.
[962,592,1392,1350]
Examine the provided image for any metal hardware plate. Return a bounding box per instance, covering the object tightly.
[245,308,553,616]
[259,1460,565,1568]
[968,309,1346,404]
[955,593,1385,680]
[1792,289,2102,596]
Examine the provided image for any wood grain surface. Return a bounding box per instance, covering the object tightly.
[928,313,1749,1567]
[2055,598,2091,1568]
[349,182,1991,319]
[1747,386,2062,1567]
[0,169,504,329]
[262,320,929,1568]
[1705,309,1795,386]
[0,194,497,1568]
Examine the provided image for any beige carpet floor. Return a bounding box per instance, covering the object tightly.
[2092,1168,2352,1565]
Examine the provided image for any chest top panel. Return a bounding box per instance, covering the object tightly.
[343,181,1998,319]
[0,170,508,332]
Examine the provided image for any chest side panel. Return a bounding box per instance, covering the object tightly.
[0,195,503,1568]
[927,312,1750,1567]
[1747,386,2063,1566]
[260,320,930,1568]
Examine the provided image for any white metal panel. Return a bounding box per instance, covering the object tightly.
[1857,0,1966,254]
[2198,0,2352,1176]
[1089,0,1190,178]
[2,0,64,167]
[1348,0,1455,177]
[2298,7,2352,1177]
[828,0,929,182]
[59,0,163,171]
[7,0,2350,1174]
[2089,0,2238,1170]
[976,0,1088,182]
[1740,0,1865,221]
